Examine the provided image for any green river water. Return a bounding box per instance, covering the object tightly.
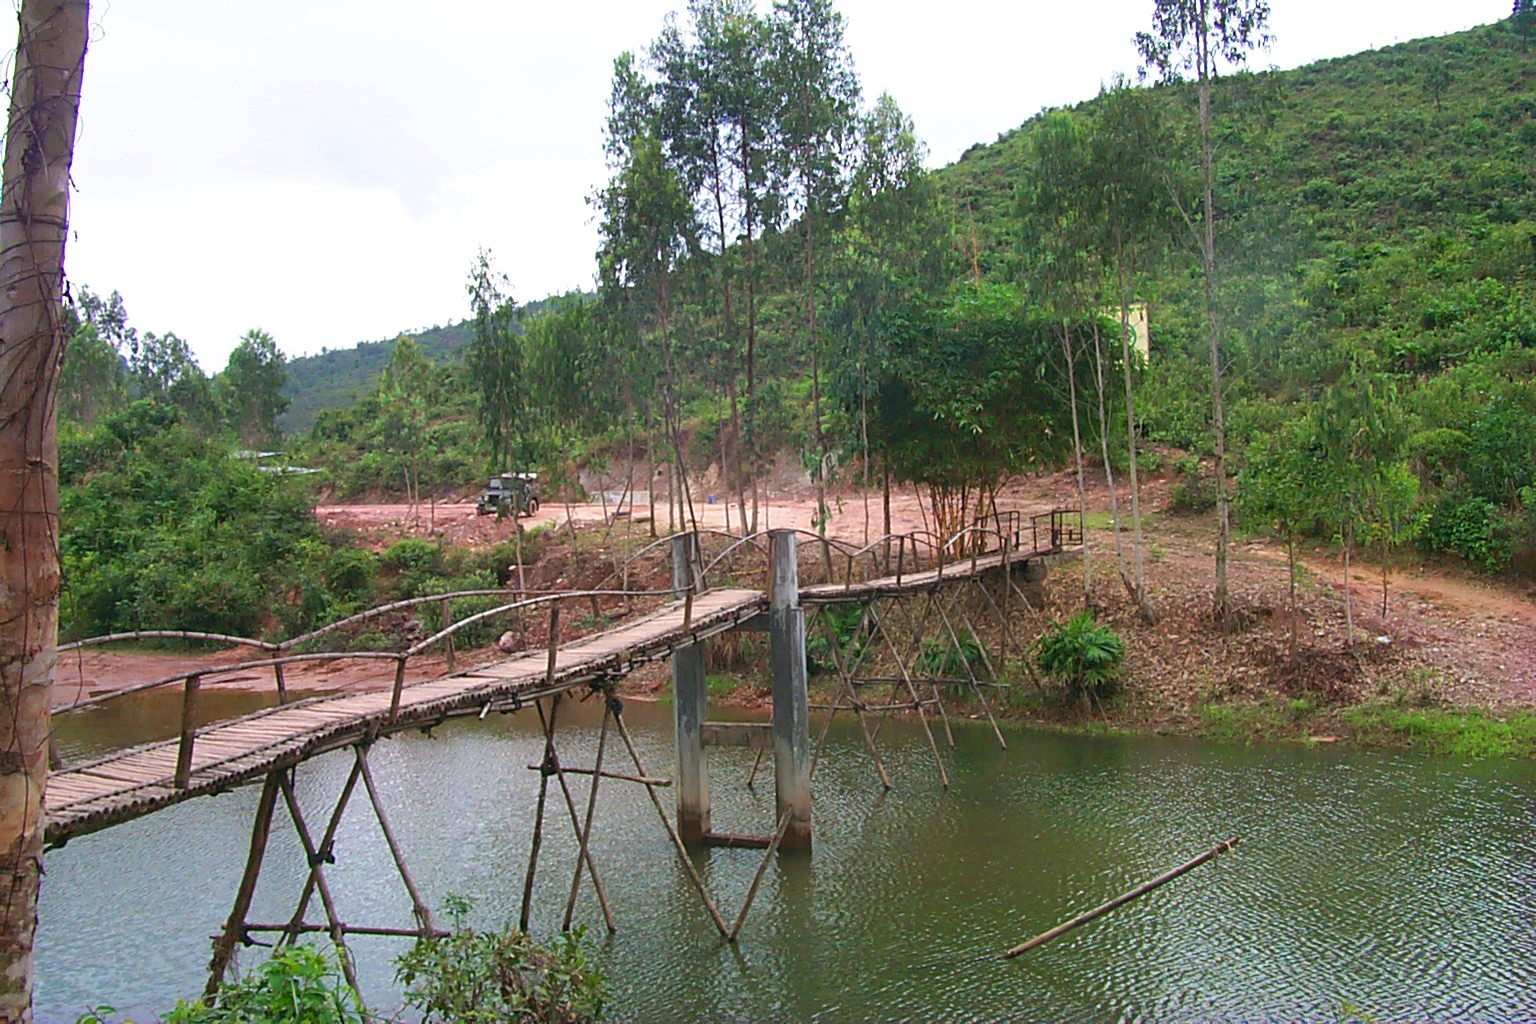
[36,694,1536,1022]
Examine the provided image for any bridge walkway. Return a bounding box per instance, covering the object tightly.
[46,588,764,844]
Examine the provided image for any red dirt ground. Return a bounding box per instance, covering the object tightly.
[60,470,1536,718]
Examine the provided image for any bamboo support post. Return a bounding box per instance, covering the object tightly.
[174,674,202,789]
[728,809,793,941]
[388,655,407,722]
[935,593,1006,750]
[281,759,363,946]
[526,764,671,787]
[355,744,436,936]
[440,598,455,673]
[809,605,889,790]
[275,773,365,1005]
[1000,837,1241,959]
[744,748,764,789]
[545,603,561,688]
[563,700,612,932]
[611,706,730,938]
[272,662,287,705]
[520,695,560,934]
[867,602,948,788]
[206,772,281,997]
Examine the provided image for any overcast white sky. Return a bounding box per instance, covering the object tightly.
[64,0,1496,370]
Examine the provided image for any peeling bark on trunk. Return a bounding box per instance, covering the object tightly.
[0,3,88,1019]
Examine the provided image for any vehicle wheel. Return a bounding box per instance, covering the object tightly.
[526,498,540,516]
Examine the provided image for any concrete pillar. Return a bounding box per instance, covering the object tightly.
[768,530,812,851]
[671,534,710,844]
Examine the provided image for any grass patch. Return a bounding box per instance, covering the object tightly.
[1196,700,1311,743]
[1340,705,1536,758]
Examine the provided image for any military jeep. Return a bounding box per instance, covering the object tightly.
[475,473,539,517]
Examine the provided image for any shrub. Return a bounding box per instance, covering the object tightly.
[396,896,605,1024]
[914,629,984,678]
[1167,454,1216,514]
[166,945,362,1024]
[1031,612,1126,705]
[1420,493,1511,572]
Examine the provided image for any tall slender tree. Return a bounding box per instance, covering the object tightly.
[465,249,522,473]
[218,328,288,448]
[1136,0,1271,624]
[0,2,89,1017]
[1088,80,1180,622]
[653,1,775,530]
[770,0,859,533]
[827,93,952,541]
[598,53,701,531]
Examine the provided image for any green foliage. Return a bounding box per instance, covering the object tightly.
[1420,494,1511,572]
[1031,611,1126,704]
[1341,705,1536,758]
[166,945,362,1024]
[1167,453,1216,514]
[397,897,605,1024]
[58,403,355,640]
[219,328,289,449]
[914,629,984,679]
[805,602,865,674]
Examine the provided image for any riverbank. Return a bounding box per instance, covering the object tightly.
[679,480,1536,759]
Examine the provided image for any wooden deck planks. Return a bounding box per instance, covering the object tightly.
[45,589,767,843]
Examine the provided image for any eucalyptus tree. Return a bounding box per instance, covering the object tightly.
[0,1,88,1014]
[376,335,433,517]
[58,321,124,429]
[130,330,218,434]
[465,248,522,473]
[652,0,776,529]
[1020,110,1100,604]
[598,52,702,530]
[1136,0,1272,623]
[826,93,953,540]
[60,286,132,426]
[218,327,289,448]
[1085,80,1181,621]
[1304,373,1408,647]
[769,0,859,532]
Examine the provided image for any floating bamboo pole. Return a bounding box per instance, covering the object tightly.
[1000,837,1241,959]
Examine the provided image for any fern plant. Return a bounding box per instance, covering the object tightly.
[1031,611,1126,705]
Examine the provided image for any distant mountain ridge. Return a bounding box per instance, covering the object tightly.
[279,294,573,434]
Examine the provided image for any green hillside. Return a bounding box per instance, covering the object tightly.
[279,294,578,434]
[279,321,473,434]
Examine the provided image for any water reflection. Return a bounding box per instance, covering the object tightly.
[36,697,1536,1023]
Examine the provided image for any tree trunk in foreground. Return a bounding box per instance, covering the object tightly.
[0,2,88,1019]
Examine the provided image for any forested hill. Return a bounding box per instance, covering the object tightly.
[278,294,576,433]
[941,20,1534,305]
[278,321,470,433]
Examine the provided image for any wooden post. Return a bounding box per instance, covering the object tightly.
[388,655,407,722]
[671,534,710,845]
[355,745,436,936]
[205,771,281,996]
[174,674,202,789]
[272,663,288,705]
[440,597,455,673]
[545,602,561,688]
[768,530,812,851]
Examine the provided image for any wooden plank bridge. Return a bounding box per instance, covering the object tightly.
[46,515,1078,847]
[46,588,766,844]
[44,514,1079,999]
